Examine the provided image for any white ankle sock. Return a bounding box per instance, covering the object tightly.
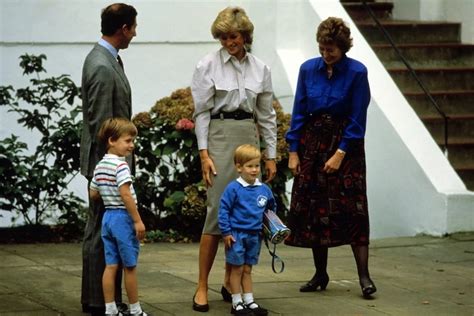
[105,302,118,314]
[130,302,142,314]
[243,293,258,309]
[231,294,243,309]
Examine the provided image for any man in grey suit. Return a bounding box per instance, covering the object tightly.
[80,3,137,315]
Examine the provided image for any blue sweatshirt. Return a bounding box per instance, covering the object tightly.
[218,177,276,236]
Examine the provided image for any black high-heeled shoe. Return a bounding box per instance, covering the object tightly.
[192,294,209,312]
[360,279,377,298]
[299,273,330,292]
[221,286,232,302]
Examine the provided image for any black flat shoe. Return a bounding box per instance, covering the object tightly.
[360,279,377,298]
[221,285,232,302]
[299,273,330,292]
[192,294,209,312]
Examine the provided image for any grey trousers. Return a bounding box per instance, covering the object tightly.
[203,118,259,235]
[81,178,122,307]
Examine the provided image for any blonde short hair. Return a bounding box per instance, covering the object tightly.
[211,6,254,45]
[234,144,261,166]
[317,17,353,53]
[97,117,137,148]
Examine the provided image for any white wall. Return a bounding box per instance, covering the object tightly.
[392,0,474,43]
[1,0,473,235]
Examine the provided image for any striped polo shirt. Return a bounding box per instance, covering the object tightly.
[90,154,137,209]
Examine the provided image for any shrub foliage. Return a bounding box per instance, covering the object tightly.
[0,54,84,228]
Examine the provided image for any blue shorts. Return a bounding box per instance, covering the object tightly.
[101,209,140,268]
[225,230,261,266]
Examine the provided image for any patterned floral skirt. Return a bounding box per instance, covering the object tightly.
[284,114,370,248]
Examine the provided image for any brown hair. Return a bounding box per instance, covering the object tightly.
[97,117,137,148]
[234,144,261,166]
[317,17,353,53]
[211,6,254,45]
[101,3,137,36]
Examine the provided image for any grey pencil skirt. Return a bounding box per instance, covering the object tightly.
[202,118,259,235]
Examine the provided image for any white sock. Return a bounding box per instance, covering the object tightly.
[130,302,142,314]
[243,293,258,309]
[105,301,118,314]
[231,293,243,310]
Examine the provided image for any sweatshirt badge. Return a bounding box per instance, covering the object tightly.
[257,195,268,208]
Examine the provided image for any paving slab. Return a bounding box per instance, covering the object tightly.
[0,233,473,315]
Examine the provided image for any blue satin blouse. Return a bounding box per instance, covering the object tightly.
[285,55,371,152]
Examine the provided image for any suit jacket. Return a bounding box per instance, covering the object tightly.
[80,44,133,178]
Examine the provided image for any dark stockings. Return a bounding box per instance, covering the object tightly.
[311,246,329,280]
[351,244,372,286]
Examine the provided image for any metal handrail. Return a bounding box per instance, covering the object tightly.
[361,0,449,155]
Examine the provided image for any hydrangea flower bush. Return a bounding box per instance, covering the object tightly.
[133,87,292,241]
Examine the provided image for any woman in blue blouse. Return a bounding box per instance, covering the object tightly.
[284,17,376,298]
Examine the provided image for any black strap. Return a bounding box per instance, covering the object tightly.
[263,236,285,274]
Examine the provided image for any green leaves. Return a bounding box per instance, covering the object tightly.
[0,54,84,226]
[19,54,46,75]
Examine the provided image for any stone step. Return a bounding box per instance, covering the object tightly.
[433,137,474,191]
[405,90,474,116]
[456,169,474,191]
[357,21,461,44]
[433,137,474,168]
[422,114,474,141]
[373,43,474,68]
[388,68,474,92]
[342,2,393,22]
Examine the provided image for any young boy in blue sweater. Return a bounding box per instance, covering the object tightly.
[218,144,275,316]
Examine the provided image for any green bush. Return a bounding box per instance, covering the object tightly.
[0,54,84,229]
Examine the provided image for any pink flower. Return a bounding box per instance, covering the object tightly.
[175,118,195,130]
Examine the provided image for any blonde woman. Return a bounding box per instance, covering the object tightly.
[191,6,277,313]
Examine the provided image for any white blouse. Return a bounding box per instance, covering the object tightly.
[191,48,277,159]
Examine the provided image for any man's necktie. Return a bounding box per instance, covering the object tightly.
[117,55,124,70]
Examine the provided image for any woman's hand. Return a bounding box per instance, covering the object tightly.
[323,150,345,174]
[223,234,235,250]
[199,149,216,187]
[264,159,277,183]
[288,152,300,176]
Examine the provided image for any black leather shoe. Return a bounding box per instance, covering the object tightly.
[89,306,105,316]
[117,302,128,314]
[299,273,330,292]
[221,286,232,302]
[245,302,268,316]
[231,302,252,315]
[192,294,209,312]
[82,303,91,313]
[360,278,377,298]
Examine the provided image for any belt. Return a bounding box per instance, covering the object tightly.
[210,109,253,120]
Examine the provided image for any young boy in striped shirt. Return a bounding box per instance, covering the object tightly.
[89,117,148,316]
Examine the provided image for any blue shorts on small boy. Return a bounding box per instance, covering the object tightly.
[101,209,140,267]
[225,230,261,266]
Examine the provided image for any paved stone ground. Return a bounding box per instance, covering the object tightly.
[0,233,473,315]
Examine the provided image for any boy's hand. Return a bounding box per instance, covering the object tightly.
[134,220,146,241]
[223,234,235,250]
